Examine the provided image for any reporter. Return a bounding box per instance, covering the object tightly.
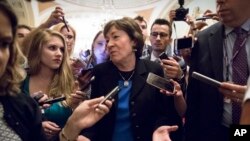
[22,29,85,140]
[185,0,250,140]
[0,1,46,140]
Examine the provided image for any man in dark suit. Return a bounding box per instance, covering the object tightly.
[185,0,250,140]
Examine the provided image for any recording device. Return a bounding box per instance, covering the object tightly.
[99,86,120,105]
[159,52,170,60]
[33,93,44,102]
[82,49,91,57]
[146,72,174,92]
[196,16,212,21]
[62,16,70,32]
[176,37,193,50]
[81,76,95,91]
[174,0,189,21]
[39,96,66,105]
[81,68,93,76]
[191,72,222,87]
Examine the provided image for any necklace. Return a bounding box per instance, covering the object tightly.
[118,70,135,87]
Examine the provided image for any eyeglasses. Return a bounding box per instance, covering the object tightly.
[150,32,169,38]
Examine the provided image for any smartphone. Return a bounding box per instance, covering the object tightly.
[146,72,174,92]
[176,37,192,50]
[33,93,44,102]
[80,76,95,91]
[159,52,169,60]
[80,68,93,76]
[191,72,222,87]
[82,49,91,57]
[196,16,211,21]
[99,86,120,105]
[40,96,66,105]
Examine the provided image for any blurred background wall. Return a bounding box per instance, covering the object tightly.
[7,0,216,57]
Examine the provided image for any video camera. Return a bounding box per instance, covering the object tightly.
[174,0,189,21]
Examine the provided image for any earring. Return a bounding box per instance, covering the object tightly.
[132,46,137,52]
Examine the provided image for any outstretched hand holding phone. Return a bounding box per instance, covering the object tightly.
[60,97,113,141]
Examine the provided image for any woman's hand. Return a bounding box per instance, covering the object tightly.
[61,97,113,141]
[42,121,61,139]
[31,91,50,109]
[41,7,64,28]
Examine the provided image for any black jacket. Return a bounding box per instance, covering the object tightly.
[0,93,47,141]
[81,59,183,141]
[185,22,226,141]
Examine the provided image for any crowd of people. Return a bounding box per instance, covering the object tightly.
[0,0,250,141]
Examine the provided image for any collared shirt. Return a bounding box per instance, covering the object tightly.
[222,18,250,127]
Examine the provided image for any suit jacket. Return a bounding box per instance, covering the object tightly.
[185,22,226,141]
[82,59,183,141]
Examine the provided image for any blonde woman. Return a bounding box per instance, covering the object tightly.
[21,29,85,139]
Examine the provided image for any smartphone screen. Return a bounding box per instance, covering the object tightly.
[159,52,169,60]
[177,37,192,50]
[146,72,174,92]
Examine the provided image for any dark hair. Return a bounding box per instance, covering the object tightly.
[90,30,105,65]
[104,17,144,59]
[134,15,147,28]
[150,18,172,36]
[17,24,32,31]
[0,0,18,38]
[91,31,103,52]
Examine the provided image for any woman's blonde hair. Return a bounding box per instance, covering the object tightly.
[26,29,75,102]
[52,23,76,55]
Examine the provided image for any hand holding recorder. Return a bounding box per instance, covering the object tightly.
[191,72,221,87]
[146,72,174,92]
[99,86,120,105]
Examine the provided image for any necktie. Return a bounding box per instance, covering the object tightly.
[232,27,249,124]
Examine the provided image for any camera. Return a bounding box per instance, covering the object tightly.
[174,0,189,21]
